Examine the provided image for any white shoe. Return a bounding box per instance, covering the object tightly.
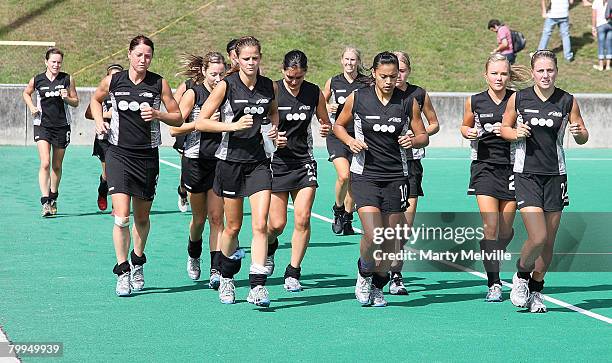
[209,269,221,290]
[527,291,547,313]
[115,272,131,297]
[355,273,372,306]
[263,254,275,276]
[247,285,270,307]
[130,264,145,291]
[219,277,235,304]
[389,273,408,295]
[284,277,302,292]
[370,285,387,307]
[510,273,529,307]
[178,191,189,213]
[187,257,201,280]
[485,284,503,302]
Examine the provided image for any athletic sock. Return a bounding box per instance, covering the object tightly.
[187,238,203,259]
[130,250,147,266]
[528,278,544,292]
[284,264,301,280]
[267,238,279,256]
[113,261,131,275]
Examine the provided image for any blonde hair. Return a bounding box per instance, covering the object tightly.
[341,46,368,75]
[485,53,533,90]
[393,51,411,72]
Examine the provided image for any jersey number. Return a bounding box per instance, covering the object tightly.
[508,174,515,191]
[305,163,317,182]
[399,184,408,208]
[560,182,568,203]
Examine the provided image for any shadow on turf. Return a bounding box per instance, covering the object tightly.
[546,298,612,312]
[50,209,226,218]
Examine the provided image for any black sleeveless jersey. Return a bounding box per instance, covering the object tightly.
[402,83,427,160]
[329,73,367,134]
[350,86,413,180]
[108,70,163,150]
[33,72,72,127]
[514,87,573,175]
[185,78,195,91]
[183,84,221,159]
[216,72,275,162]
[470,89,515,165]
[273,79,320,164]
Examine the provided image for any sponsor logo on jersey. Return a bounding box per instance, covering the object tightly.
[55,85,65,89]
[365,115,381,120]
[40,87,50,90]
[524,109,539,114]
[256,98,270,104]
[286,113,307,121]
[372,123,396,133]
[483,122,501,132]
[299,105,311,111]
[548,111,562,117]
[337,96,346,104]
[479,113,494,118]
[139,92,154,98]
[278,106,292,110]
[115,92,130,96]
[44,91,61,97]
[234,99,248,103]
[244,106,265,115]
[335,89,347,93]
[530,117,554,127]
[388,117,402,123]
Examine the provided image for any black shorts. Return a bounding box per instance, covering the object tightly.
[213,159,272,198]
[33,125,71,148]
[407,159,424,198]
[515,173,568,212]
[351,175,409,214]
[173,135,186,155]
[271,160,318,192]
[181,156,217,194]
[468,161,515,201]
[92,137,111,162]
[326,133,353,162]
[105,146,159,201]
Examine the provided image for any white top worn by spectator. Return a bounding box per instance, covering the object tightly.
[546,0,572,18]
[592,0,608,27]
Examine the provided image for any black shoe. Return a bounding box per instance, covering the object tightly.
[342,212,355,235]
[332,204,344,234]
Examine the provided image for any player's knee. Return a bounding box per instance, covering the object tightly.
[207,211,224,229]
[337,171,350,185]
[294,213,311,231]
[114,215,130,228]
[482,222,498,240]
[133,213,149,226]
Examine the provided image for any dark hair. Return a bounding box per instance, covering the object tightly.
[225,36,262,77]
[487,19,501,29]
[45,47,63,60]
[176,52,227,85]
[531,49,557,69]
[283,50,308,71]
[226,38,238,54]
[106,64,124,74]
[129,35,154,54]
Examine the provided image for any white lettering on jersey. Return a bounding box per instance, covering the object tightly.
[524,109,539,114]
[115,92,130,96]
[139,92,153,98]
[256,98,269,104]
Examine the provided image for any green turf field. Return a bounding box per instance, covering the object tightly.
[1,146,611,362]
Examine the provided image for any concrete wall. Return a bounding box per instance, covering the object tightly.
[2,85,610,148]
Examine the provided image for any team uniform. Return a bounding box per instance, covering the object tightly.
[105,70,163,201]
[350,86,413,214]
[403,84,427,197]
[92,96,113,161]
[327,74,367,161]
[513,87,572,211]
[213,72,274,198]
[467,90,516,201]
[272,79,319,192]
[32,72,72,148]
[180,84,220,194]
[172,79,194,155]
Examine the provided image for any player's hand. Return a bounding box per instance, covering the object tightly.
[210,111,220,123]
[569,123,586,137]
[96,120,110,135]
[30,108,41,118]
[276,130,287,148]
[348,138,368,153]
[398,134,413,149]
[60,89,68,99]
[319,123,331,137]
[516,123,531,139]
[327,103,338,114]
[492,123,502,136]
[465,127,479,140]
[232,114,253,131]
[140,105,156,122]
[267,124,278,140]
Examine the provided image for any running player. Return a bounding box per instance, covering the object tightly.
[334,52,429,307]
[172,56,201,213]
[323,47,368,235]
[226,38,239,67]
[169,52,227,289]
[461,53,531,302]
[90,35,183,297]
[265,50,331,292]
[387,51,441,295]
[85,64,124,212]
[500,50,589,313]
[22,47,79,217]
[195,36,280,307]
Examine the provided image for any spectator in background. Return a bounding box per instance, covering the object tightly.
[591,0,612,70]
[536,0,575,62]
[488,19,515,64]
